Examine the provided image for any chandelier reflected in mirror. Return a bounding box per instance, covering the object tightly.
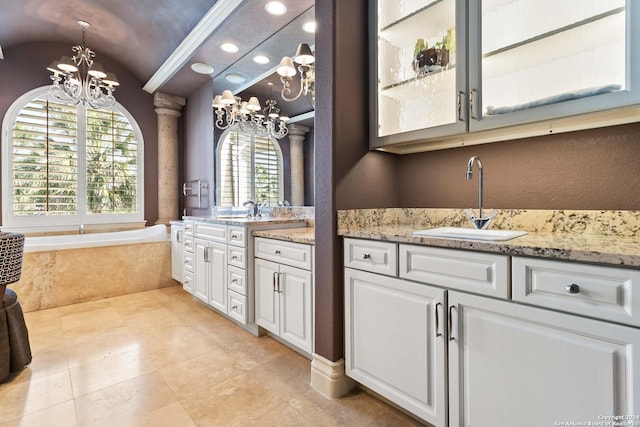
[276,43,315,107]
[47,20,119,109]
[213,86,289,139]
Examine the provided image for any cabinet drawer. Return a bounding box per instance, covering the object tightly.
[512,257,640,327]
[183,221,194,236]
[255,237,312,270]
[227,226,246,247]
[194,222,226,242]
[228,265,247,295]
[183,236,194,253]
[228,246,247,269]
[227,290,248,325]
[183,252,194,272]
[399,244,510,299]
[344,238,397,276]
[182,272,193,294]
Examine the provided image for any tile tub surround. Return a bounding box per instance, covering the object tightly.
[252,227,315,245]
[338,208,640,267]
[11,242,174,312]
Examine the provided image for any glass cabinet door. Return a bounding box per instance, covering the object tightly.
[371,0,467,149]
[469,0,638,131]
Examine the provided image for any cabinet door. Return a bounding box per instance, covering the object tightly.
[345,268,447,426]
[193,238,209,303]
[468,0,640,132]
[170,226,184,283]
[280,264,313,354]
[448,291,640,427]
[207,241,227,313]
[255,258,280,335]
[371,0,468,148]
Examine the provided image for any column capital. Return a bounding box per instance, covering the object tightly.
[154,92,186,111]
[287,123,311,138]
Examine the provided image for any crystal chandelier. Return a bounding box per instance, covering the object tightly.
[47,20,119,109]
[276,43,315,107]
[212,87,289,139]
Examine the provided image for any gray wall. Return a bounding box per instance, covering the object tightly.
[0,41,159,224]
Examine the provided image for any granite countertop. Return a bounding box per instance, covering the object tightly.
[253,227,315,245]
[337,208,640,268]
[183,215,306,226]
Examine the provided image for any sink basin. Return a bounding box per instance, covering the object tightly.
[413,227,527,241]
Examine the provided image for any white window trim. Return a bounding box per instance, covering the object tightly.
[1,86,145,233]
[215,125,284,207]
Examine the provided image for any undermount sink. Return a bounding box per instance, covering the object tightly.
[413,227,527,241]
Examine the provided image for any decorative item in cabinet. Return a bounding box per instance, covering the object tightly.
[372,0,466,148]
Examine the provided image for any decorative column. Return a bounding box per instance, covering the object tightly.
[154,92,186,225]
[287,124,310,206]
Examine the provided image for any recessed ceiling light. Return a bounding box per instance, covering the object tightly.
[253,55,270,64]
[220,43,239,53]
[302,21,316,33]
[265,1,287,15]
[225,73,247,84]
[190,62,214,75]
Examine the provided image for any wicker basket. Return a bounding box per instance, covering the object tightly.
[0,232,25,287]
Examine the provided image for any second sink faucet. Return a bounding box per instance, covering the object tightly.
[243,200,258,218]
[465,155,495,229]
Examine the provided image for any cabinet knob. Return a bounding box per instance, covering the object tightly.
[275,250,281,255]
[361,253,371,260]
[565,283,580,294]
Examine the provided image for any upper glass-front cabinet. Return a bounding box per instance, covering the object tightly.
[371,0,467,148]
[371,0,640,150]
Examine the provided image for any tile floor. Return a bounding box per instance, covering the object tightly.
[0,286,422,426]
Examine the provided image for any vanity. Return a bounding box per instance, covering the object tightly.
[339,208,640,426]
[177,216,307,337]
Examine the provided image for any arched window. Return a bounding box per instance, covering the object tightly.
[216,127,283,207]
[1,87,144,232]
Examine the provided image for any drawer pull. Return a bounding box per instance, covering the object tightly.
[275,250,281,255]
[232,255,238,260]
[231,278,238,283]
[231,233,238,238]
[361,253,371,260]
[232,305,238,310]
[565,283,581,294]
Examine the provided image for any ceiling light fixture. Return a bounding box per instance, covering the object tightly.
[265,1,287,15]
[253,55,270,65]
[225,73,247,84]
[276,43,315,107]
[220,43,239,53]
[213,84,289,139]
[302,21,316,33]
[47,20,119,109]
[191,62,214,74]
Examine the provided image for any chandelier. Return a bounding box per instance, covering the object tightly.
[47,20,119,109]
[276,43,315,107]
[212,87,289,139]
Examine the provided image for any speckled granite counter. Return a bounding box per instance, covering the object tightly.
[253,227,315,245]
[183,215,306,227]
[338,208,640,267]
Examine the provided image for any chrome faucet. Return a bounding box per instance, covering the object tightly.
[243,200,258,218]
[465,156,495,229]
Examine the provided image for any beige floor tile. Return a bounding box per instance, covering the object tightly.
[109,401,196,427]
[0,370,73,423]
[0,400,77,427]
[74,371,178,427]
[69,347,157,397]
[4,288,417,427]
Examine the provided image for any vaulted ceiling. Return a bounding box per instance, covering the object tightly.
[0,0,315,117]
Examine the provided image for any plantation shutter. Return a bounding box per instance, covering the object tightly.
[11,98,78,215]
[86,108,138,214]
[219,130,282,206]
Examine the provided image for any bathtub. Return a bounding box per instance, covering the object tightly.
[24,224,169,253]
[14,225,176,312]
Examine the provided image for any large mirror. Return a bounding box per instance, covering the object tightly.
[212,6,315,207]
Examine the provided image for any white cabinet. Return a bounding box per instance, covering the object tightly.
[371,0,640,150]
[193,222,228,313]
[448,291,640,427]
[182,220,194,294]
[344,268,446,426]
[344,238,640,425]
[255,238,313,354]
[170,223,184,283]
